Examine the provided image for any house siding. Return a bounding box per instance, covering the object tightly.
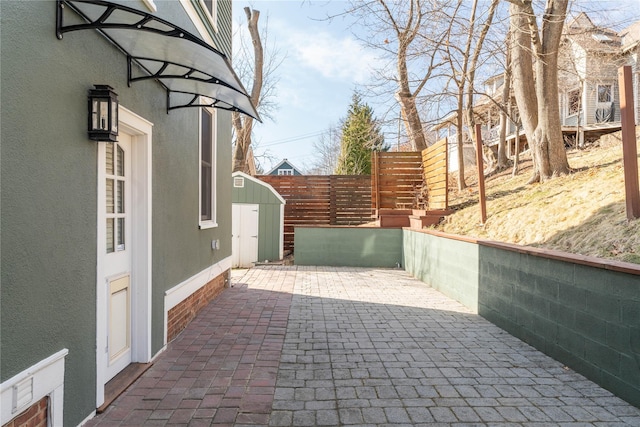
[1,1,234,425]
[216,0,233,57]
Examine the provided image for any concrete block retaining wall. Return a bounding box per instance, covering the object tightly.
[294,227,403,268]
[403,228,640,408]
[292,225,640,406]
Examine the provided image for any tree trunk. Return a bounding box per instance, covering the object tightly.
[232,7,263,173]
[512,123,520,177]
[508,0,570,183]
[509,3,537,149]
[232,117,254,174]
[395,91,427,151]
[456,104,466,190]
[463,0,497,168]
[381,0,427,152]
[497,30,511,169]
[395,39,427,151]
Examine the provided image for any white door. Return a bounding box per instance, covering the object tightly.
[103,134,132,381]
[232,204,259,268]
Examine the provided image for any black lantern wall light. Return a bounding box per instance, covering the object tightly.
[88,85,119,142]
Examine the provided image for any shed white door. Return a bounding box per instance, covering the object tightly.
[232,204,259,268]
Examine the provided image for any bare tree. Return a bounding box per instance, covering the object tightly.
[232,8,262,173]
[310,126,341,175]
[497,27,512,169]
[343,0,447,152]
[506,0,571,183]
[443,0,498,190]
[232,7,283,174]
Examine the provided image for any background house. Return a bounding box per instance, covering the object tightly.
[0,1,256,426]
[436,13,640,157]
[558,13,627,145]
[267,158,305,176]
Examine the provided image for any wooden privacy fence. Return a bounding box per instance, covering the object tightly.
[371,151,424,211]
[422,138,449,210]
[258,175,372,252]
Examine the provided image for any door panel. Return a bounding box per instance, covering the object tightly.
[109,275,130,362]
[232,204,259,268]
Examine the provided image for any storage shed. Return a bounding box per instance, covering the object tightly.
[231,172,286,268]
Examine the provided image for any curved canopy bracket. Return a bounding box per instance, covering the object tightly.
[56,0,260,121]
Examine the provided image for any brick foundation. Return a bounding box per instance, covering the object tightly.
[167,270,228,342]
[3,396,48,427]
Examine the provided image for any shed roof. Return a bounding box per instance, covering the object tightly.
[232,172,285,205]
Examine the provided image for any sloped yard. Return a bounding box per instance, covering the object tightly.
[438,133,640,264]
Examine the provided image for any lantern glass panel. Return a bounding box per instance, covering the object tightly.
[111,99,118,133]
[92,100,100,130]
[99,100,109,130]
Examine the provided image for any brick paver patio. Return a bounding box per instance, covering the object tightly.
[86,266,640,426]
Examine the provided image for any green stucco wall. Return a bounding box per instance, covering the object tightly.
[403,229,640,408]
[295,227,403,268]
[232,176,284,262]
[1,1,234,425]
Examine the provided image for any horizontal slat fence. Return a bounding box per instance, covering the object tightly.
[371,151,424,211]
[258,175,372,252]
[330,175,372,225]
[422,138,449,210]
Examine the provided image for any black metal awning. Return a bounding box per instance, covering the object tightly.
[56,0,260,120]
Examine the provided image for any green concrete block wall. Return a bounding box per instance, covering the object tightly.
[402,229,640,408]
[295,227,403,268]
[477,245,640,407]
[403,230,479,311]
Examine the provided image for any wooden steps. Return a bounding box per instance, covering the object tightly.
[376,208,454,229]
[409,209,455,229]
[377,209,412,228]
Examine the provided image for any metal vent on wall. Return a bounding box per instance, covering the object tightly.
[12,377,33,414]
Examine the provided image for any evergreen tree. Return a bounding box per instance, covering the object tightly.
[335,93,387,175]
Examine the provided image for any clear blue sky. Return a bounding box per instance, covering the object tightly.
[232,1,640,173]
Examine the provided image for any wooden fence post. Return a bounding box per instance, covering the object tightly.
[475,124,487,225]
[618,65,640,220]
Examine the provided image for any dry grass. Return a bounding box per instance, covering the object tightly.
[436,132,640,264]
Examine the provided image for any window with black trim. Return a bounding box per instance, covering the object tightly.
[200,108,216,227]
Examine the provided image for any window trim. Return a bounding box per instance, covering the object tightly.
[233,177,245,188]
[141,0,157,12]
[198,0,218,31]
[177,0,218,46]
[278,169,294,176]
[199,106,217,229]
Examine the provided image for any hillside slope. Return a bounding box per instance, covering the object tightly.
[436,132,640,264]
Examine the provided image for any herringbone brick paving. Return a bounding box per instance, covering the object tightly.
[86,266,640,426]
